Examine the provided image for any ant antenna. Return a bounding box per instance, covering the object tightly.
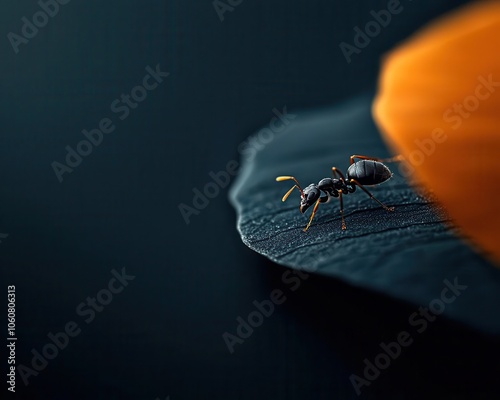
[276,176,305,201]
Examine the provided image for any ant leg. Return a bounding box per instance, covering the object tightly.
[350,154,404,165]
[304,198,322,232]
[331,167,346,181]
[339,190,347,230]
[349,179,395,212]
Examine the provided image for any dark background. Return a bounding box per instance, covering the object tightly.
[4,1,499,399]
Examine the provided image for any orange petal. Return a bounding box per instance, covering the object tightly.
[373,1,500,265]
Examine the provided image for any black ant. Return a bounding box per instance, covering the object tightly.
[276,154,403,231]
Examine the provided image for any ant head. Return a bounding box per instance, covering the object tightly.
[276,177,322,214]
[300,184,320,214]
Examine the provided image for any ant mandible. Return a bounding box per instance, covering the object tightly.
[276,154,403,232]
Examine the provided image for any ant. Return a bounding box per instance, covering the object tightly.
[276,154,403,232]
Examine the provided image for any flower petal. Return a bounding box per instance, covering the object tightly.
[374,1,500,264]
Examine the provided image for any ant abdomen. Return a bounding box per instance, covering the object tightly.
[346,160,392,186]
